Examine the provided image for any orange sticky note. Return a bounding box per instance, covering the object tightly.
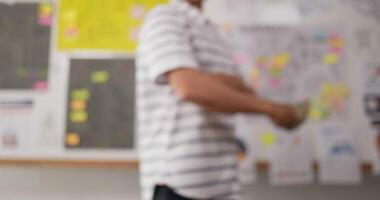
[66,133,80,146]
[70,100,87,111]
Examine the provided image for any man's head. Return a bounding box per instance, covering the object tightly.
[185,0,205,9]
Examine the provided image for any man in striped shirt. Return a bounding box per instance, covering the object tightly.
[137,0,300,199]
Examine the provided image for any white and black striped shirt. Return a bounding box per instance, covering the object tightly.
[137,1,242,199]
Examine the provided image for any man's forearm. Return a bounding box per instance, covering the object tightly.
[168,69,275,115]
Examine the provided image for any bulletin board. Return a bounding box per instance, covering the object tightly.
[0,0,378,176]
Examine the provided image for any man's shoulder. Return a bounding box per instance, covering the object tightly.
[146,3,181,19]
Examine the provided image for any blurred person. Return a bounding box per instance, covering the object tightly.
[136,0,302,199]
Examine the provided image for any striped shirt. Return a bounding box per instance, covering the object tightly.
[136,1,242,199]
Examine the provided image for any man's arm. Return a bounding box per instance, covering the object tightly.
[167,68,299,129]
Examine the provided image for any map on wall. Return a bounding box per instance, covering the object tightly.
[0,2,53,90]
[65,58,135,149]
[58,0,168,52]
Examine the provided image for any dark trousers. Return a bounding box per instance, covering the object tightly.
[153,185,201,200]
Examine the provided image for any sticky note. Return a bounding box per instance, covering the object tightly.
[33,81,48,91]
[261,132,276,147]
[273,53,290,67]
[329,47,342,55]
[70,100,87,111]
[16,68,27,78]
[66,133,80,146]
[39,3,53,26]
[91,71,109,84]
[71,89,90,100]
[269,67,282,77]
[322,83,334,94]
[268,78,281,89]
[309,107,322,120]
[251,67,260,79]
[233,52,247,65]
[40,3,53,15]
[323,53,339,65]
[329,38,345,48]
[256,56,268,69]
[131,5,146,19]
[129,27,140,41]
[70,111,88,123]
[313,32,327,42]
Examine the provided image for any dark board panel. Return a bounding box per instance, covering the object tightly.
[65,58,135,149]
[0,3,52,90]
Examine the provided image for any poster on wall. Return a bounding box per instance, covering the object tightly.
[65,58,135,149]
[231,25,354,184]
[58,0,168,52]
[268,131,314,185]
[0,98,35,153]
[0,2,53,91]
[317,121,361,184]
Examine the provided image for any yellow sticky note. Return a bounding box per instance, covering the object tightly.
[70,100,87,111]
[70,111,88,123]
[91,71,109,84]
[273,53,290,67]
[251,67,260,79]
[323,53,339,65]
[66,133,80,146]
[71,89,90,100]
[261,132,276,147]
[39,3,53,15]
[309,107,323,120]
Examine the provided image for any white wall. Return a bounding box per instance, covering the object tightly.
[0,167,379,200]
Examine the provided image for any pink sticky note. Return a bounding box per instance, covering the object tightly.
[329,47,342,55]
[39,16,52,26]
[329,32,341,40]
[233,53,247,65]
[268,78,281,89]
[33,81,48,91]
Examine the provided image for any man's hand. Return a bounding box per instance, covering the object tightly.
[268,103,300,130]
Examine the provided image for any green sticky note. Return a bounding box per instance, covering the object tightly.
[16,67,27,78]
[269,67,282,77]
[91,70,109,84]
[71,89,90,100]
[70,111,88,123]
[261,132,276,147]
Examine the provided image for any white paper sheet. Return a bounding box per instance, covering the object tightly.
[0,98,35,152]
[317,121,361,184]
[269,130,314,185]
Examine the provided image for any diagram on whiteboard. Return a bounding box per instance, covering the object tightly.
[65,58,135,149]
[0,3,52,90]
